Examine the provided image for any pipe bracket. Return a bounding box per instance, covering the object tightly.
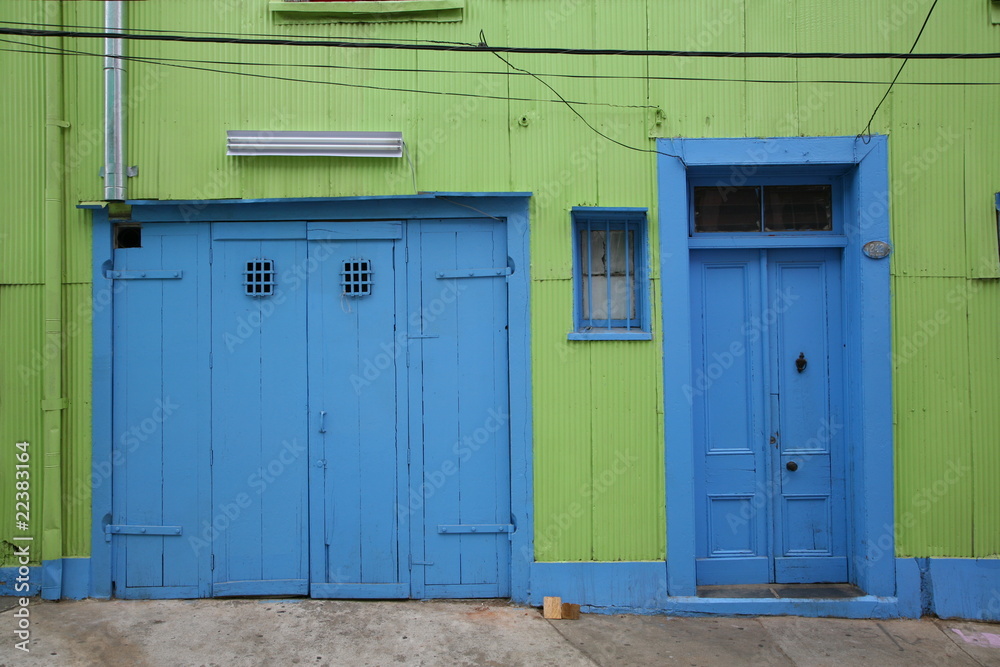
[41,398,68,412]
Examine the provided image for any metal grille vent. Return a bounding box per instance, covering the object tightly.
[244,259,276,297]
[342,259,373,297]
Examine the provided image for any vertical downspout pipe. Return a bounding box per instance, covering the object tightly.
[42,0,67,600]
[104,1,125,201]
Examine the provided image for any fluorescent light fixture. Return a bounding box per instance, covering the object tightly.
[227,130,404,158]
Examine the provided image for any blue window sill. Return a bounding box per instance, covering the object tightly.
[568,330,653,341]
[269,0,464,22]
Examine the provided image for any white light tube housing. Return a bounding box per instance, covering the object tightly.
[227,130,404,158]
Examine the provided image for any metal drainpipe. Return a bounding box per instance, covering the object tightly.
[104,0,126,201]
[41,0,67,601]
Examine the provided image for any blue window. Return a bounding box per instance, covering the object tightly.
[570,208,651,341]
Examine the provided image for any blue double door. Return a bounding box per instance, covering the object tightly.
[690,248,848,585]
[111,219,511,598]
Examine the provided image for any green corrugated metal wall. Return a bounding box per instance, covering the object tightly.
[1,0,998,569]
[0,0,102,566]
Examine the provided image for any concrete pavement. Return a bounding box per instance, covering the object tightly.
[2,598,999,667]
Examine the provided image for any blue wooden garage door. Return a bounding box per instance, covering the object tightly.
[690,248,847,585]
[110,218,510,598]
[210,227,311,596]
[110,223,212,598]
[308,219,511,599]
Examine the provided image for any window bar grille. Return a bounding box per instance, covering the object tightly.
[586,221,594,328]
[244,258,276,297]
[624,221,631,331]
[759,186,765,233]
[605,219,612,330]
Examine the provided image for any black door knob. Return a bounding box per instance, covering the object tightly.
[786,461,798,472]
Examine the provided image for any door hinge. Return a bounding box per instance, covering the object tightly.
[210,449,214,466]
[405,246,408,263]
[437,524,514,534]
[104,524,183,542]
[209,352,213,370]
[209,247,213,265]
[435,268,512,279]
[103,269,183,280]
[211,554,215,571]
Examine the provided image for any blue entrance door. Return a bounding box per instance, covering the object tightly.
[210,228,310,596]
[690,248,847,585]
[308,219,511,598]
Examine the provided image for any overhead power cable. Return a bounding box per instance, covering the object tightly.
[0,18,470,46]
[0,38,653,110]
[1,25,999,59]
[482,31,684,163]
[4,34,997,86]
[858,0,940,141]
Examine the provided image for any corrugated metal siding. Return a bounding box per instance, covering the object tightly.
[62,283,93,558]
[968,280,1000,557]
[892,277,973,557]
[2,0,999,566]
[532,279,594,560]
[0,286,45,560]
[0,13,46,286]
[0,0,102,567]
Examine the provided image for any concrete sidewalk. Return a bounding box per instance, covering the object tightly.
[1,598,999,667]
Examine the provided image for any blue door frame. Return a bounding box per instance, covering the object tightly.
[659,137,895,599]
[88,194,533,601]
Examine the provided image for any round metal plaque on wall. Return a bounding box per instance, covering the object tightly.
[863,240,892,259]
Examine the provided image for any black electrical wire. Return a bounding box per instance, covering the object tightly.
[5,34,997,86]
[482,31,685,164]
[2,25,999,59]
[0,39,654,110]
[0,19,472,46]
[858,0,941,141]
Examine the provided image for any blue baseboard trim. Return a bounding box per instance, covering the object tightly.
[0,566,40,596]
[901,557,1000,621]
[1,559,91,599]
[60,558,91,600]
[894,557,924,618]
[41,559,62,600]
[529,562,668,609]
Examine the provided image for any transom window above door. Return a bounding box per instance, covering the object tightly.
[692,183,835,233]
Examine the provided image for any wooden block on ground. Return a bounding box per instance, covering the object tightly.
[560,603,581,620]
[543,596,563,619]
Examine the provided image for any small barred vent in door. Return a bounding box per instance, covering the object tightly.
[341,259,373,297]
[244,259,276,296]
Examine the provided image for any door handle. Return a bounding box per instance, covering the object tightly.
[786,461,798,472]
[319,410,327,434]
[795,353,807,373]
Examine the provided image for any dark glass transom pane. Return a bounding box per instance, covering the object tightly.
[764,185,833,231]
[693,186,762,232]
